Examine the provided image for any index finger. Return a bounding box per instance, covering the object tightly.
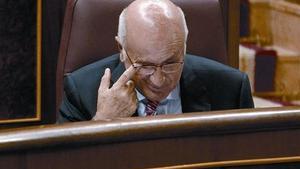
[98,68,111,91]
[113,65,138,88]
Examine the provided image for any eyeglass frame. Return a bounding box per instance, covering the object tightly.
[117,43,184,76]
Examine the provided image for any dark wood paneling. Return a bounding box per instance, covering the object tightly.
[220,0,240,68]
[0,0,67,128]
[227,0,240,68]
[0,0,37,120]
[41,0,67,124]
[0,107,300,168]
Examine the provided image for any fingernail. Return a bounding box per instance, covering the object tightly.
[127,80,134,87]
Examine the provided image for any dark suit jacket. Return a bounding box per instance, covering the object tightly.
[59,54,254,122]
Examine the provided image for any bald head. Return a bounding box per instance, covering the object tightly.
[116,0,188,102]
[117,0,188,49]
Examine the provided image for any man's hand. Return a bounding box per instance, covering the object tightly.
[93,65,138,120]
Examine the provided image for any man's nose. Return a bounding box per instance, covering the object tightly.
[149,67,165,87]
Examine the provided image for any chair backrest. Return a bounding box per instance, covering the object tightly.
[56,0,227,112]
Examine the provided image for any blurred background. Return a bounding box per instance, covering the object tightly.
[239,0,300,107]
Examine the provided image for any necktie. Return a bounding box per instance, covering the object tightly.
[145,100,159,116]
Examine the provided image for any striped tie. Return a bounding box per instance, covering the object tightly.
[145,100,159,116]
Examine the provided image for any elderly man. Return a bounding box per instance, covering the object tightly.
[59,0,253,122]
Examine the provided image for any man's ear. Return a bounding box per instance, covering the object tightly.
[119,52,125,62]
[115,36,125,62]
[115,36,121,47]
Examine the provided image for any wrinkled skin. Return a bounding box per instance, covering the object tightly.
[94,66,138,120]
[94,0,186,120]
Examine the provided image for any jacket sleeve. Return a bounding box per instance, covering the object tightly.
[58,75,90,123]
[239,73,254,108]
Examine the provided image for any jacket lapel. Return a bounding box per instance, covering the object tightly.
[180,61,211,113]
[111,60,125,84]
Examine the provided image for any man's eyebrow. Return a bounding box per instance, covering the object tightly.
[138,58,180,66]
[136,61,156,65]
[163,51,183,63]
[133,49,183,64]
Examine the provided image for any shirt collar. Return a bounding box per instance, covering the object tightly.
[136,84,180,102]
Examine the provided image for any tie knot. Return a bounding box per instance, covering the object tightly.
[147,100,159,107]
[145,100,160,116]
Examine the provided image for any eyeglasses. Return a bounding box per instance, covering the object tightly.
[123,49,184,76]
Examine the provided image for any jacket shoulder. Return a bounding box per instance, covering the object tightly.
[70,54,120,77]
[183,54,253,110]
[61,54,121,119]
[185,54,238,72]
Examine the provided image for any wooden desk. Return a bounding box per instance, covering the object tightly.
[1,107,300,169]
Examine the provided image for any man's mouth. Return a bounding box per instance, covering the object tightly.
[148,84,164,92]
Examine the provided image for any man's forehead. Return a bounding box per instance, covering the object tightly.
[125,16,184,49]
[127,44,184,63]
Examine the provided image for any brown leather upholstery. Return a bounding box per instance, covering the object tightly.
[56,0,227,112]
